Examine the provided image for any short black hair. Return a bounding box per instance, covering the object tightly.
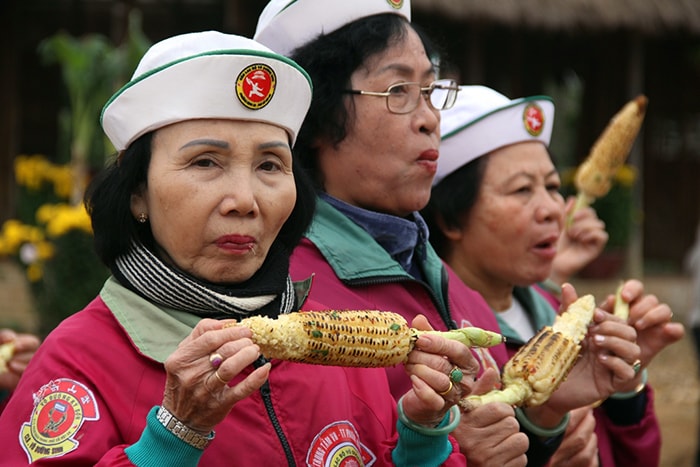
[290,13,444,188]
[84,132,316,270]
[421,156,487,257]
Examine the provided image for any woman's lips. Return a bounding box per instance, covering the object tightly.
[532,235,559,260]
[418,149,439,173]
[216,235,256,254]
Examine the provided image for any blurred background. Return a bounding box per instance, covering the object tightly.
[0,1,699,465]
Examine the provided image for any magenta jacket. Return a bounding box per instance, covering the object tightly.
[0,278,467,466]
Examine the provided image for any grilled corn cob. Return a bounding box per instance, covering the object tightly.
[460,294,596,411]
[226,310,504,367]
[0,341,15,373]
[569,95,648,224]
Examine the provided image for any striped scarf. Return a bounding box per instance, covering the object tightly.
[113,241,296,319]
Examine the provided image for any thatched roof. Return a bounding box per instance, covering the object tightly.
[412,0,700,35]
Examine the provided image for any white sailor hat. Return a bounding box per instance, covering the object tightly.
[435,85,555,185]
[254,0,411,56]
[101,31,313,151]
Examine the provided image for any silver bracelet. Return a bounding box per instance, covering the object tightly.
[156,406,214,450]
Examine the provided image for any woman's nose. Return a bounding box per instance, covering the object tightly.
[535,190,564,223]
[219,173,257,216]
[416,95,439,135]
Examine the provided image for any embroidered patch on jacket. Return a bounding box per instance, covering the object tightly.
[522,102,545,136]
[20,378,99,462]
[306,420,376,467]
[236,63,276,110]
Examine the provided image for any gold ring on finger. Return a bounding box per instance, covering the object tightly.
[214,370,228,385]
[437,380,453,396]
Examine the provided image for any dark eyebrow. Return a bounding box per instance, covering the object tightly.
[179,138,290,152]
[377,63,436,81]
[258,141,290,151]
[179,139,229,150]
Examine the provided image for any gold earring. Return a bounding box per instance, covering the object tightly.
[137,213,148,223]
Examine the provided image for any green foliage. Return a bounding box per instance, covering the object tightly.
[6,10,151,337]
[37,10,151,203]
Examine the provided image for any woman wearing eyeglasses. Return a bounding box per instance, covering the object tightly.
[254,1,551,465]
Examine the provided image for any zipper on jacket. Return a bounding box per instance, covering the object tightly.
[255,357,296,466]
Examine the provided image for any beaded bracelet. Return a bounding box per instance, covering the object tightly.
[515,407,570,438]
[609,369,648,400]
[397,396,461,436]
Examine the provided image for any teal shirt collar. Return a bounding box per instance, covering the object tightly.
[306,197,448,311]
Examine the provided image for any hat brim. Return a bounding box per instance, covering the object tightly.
[102,50,312,151]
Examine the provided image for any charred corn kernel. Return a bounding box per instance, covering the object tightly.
[569,95,648,224]
[0,341,15,374]
[460,295,595,411]
[228,310,504,368]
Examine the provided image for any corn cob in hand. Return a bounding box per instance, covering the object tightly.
[459,294,596,411]
[227,310,504,367]
[568,95,648,225]
[0,341,15,374]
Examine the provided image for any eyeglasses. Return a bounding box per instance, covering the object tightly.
[344,79,459,114]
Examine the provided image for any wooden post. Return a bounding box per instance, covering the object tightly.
[625,32,645,279]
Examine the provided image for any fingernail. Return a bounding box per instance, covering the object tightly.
[594,335,605,344]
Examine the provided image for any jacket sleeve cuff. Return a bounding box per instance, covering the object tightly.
[392,404,455,467]
[124,406,206,467]
[515,407,567,467]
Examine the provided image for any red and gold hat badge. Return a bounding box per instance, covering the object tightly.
[522,102,545,136]
[387,0,404,9]
[236,63,276,110]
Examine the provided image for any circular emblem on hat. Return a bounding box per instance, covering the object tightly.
[387,0,404,8]
[236,63,276,110]
[522,103,545,136]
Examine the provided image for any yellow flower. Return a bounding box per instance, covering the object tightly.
[26,263,44,282]
[0,219,44,255]
[14,154,52,191]
[614,164,637,188]
[42,203,93,237]
[36,241,56,260]
[36,204,59,224]
[14,154,76,200]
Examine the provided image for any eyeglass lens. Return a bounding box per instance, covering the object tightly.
[387,80,457,113]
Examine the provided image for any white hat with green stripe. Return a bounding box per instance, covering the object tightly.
[254,0,410,56]
[101,30,312,151]
[435,85,555,185]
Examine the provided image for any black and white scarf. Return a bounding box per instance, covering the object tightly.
[113,240,296,319]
